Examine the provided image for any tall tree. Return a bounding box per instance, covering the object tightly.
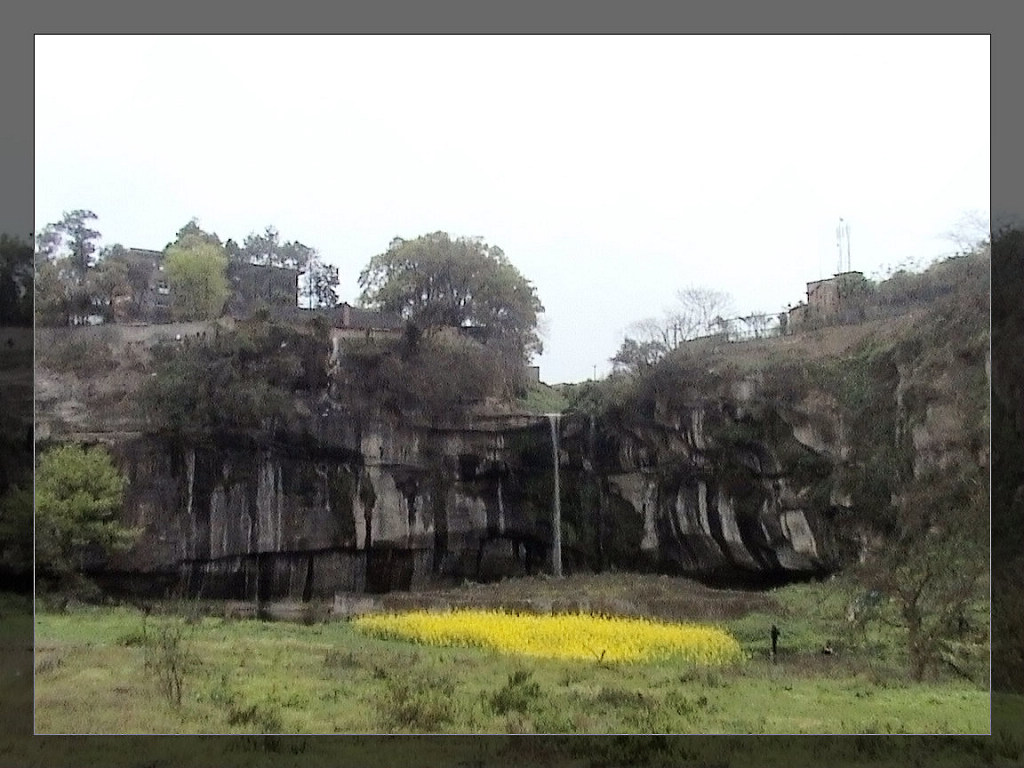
[674,286,734,338]
[610,336,667,374]
[164,240,229,321]
[242,225,282,267]
[300,256,340,308]
[59,209,101,283]
[358,231,545,361]
[35,211,104,324]
[169,218,223,251]
[35,443,136,592]
[280,240,316,272]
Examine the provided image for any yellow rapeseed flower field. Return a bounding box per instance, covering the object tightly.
[352,609,744,665]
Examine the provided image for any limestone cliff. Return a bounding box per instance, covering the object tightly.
[34,258,988,598]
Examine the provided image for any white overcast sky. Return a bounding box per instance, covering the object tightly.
[35,35,989,384]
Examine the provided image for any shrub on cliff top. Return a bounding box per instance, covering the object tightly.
[140,319,329,436]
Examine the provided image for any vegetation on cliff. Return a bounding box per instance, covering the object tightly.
[139,316,331,439]
[567,245,991,681]
[335,326,511,421]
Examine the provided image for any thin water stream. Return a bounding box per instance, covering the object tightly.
[547,413,562,577]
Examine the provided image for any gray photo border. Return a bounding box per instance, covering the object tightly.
[7,3,1016,766]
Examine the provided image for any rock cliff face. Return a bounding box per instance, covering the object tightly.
[48,384,858,598]
[36,297,987,600]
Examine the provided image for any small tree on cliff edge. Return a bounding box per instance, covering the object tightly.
[35,443,138,595]
[357,232,545,366]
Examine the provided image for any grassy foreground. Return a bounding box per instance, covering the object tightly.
[33,575,989,736]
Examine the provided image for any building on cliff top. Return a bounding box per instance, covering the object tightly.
[115,249,301,324]
[225,261,302,317]
[787,270,868,332]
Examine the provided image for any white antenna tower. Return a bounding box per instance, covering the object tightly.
[836,218,852,273]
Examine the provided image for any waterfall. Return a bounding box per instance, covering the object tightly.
[590,413,604,572]
[547,413,563,578]
[185,448,195,560]
[497,474,506,533]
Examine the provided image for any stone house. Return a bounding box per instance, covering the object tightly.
[225,261,301,317]
[789,270,867,331]
[325,303,405,363]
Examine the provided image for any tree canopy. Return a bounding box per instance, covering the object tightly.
[358,232,544,362]
[169,218,223,251]
[35,443,136,590]
[34,210,104,325]
[40,210,102,282]
[237,225,315,271]
[300,256,340,308]
[164,238,229,321]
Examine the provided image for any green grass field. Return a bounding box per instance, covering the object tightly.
[32,575,990,736]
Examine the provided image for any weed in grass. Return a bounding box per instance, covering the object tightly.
[374,666,458,732]
[319,686,345,703]
[625,688,712,733]
[531,703,576,734]
[559,668,584,687]
[206,671,237,708]
[678,667,724,688]
[489,668,543,715]
[116,627,149,647]
[665,689,709,720]
[504,712,533,733]
[34,654,63,675]
[226,699,285,733]
[595,685,642,708]
[323,649,362,670]
[142,616,199,709]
